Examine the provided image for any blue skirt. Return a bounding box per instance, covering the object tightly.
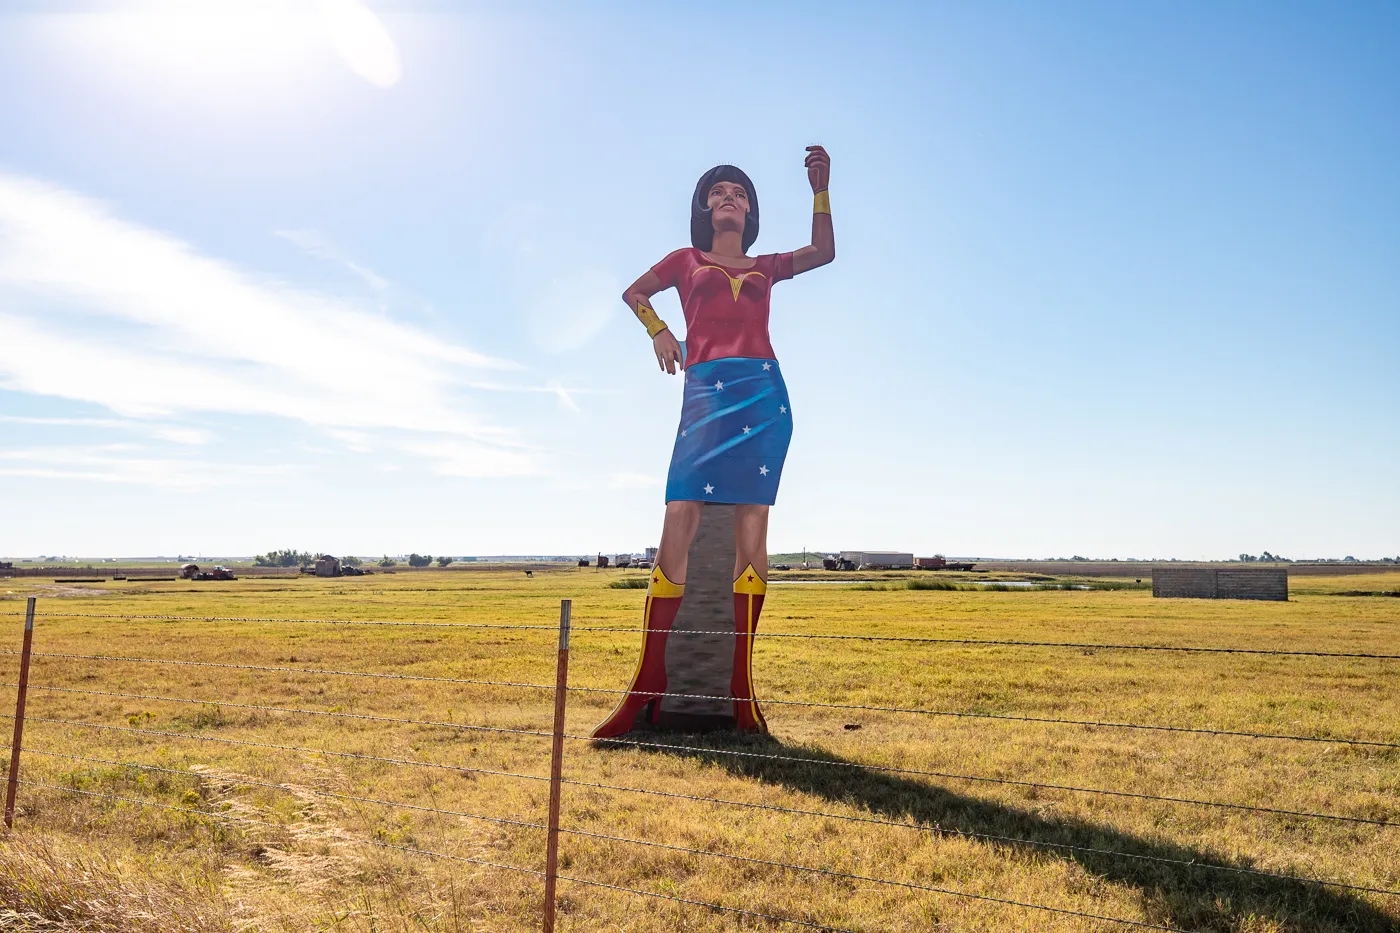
[665,356,793,505]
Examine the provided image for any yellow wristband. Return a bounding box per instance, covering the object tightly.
[813,189,831,215]
[635,301,669,339]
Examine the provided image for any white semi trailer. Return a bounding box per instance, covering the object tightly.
[839,551,914,571]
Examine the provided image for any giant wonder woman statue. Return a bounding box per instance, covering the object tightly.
[592,146,834,738]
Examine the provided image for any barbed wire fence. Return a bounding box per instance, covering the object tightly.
[0,596,1396,932]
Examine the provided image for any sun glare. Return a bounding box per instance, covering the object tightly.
[50,0,401,91]
[317,0,402,88]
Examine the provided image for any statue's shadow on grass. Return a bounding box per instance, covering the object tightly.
[594,732,1397,933]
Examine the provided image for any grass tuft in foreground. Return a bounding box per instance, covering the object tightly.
[0,832,236,933]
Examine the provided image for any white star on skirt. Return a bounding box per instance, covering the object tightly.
[681,430,687,437]
[762,362,771,371]
[742,425,750,434]
[714,380,724,391]
[779,405,787,414]
[759,465,769,476]
[703,483,714,495]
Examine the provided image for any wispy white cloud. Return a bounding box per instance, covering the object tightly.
[398,437,543,478]
[546,380,581,412]
[274,228,390,292]
[0,172,544,479]
[0,444,296,489]
[608,471,663,489]
[0,414,212,446]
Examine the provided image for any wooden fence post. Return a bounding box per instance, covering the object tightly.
[542,598,571,932]
[4,597,36,829]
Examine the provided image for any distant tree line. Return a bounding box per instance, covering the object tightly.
[255,551,368,568]
[253,549,313,567]
[1237,551,1291,563]
[246,551,453,569]
[373,555,452,567]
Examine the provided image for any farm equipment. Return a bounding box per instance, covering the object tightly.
[182,564,236,581]
[822,557,857,571]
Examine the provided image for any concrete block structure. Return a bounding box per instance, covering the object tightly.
[1152,567,1288,601]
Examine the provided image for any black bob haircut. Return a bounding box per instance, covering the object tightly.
[691,164,760,253]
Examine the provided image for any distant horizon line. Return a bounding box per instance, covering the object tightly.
[3,554,1396,565]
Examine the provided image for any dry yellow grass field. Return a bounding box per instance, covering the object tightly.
[0,568,1396,932]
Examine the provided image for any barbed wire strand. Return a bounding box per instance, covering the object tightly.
[32,611,557,631]
[4,683,552,740]
[570,628,1400,659]
[18,779,546,878]
[7,685,1391,828]
[559,777,1400,897]
[14,714,550,783]
[7,686,1394,827]
[11,651,1396,749]
[25,611,1400,659]
[563,690,1400,749]
[559,825,1199,932]
[30,607,1400,658]
[575,734,1398,828]
[9,650,558,692]
[7,721,1392,898]
[12,747,547,832]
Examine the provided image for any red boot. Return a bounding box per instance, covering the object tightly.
[731,564,768,732]
[591,568,685,738]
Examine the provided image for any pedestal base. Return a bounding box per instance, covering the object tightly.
[608,504,760,735]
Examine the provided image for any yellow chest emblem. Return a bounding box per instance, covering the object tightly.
[694,265,767,301]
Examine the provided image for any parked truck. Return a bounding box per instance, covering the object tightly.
[914,556,977,571]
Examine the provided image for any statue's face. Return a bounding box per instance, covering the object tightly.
[707,180,749,237]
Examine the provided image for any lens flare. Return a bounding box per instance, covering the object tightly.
[317,0,401,88]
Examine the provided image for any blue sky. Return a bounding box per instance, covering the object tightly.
[0,1,1396,560]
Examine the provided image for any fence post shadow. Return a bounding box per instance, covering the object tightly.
[596,732,1397,933]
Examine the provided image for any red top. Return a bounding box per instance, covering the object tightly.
[650,247,794,367]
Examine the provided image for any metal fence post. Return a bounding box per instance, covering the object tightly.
[542,598,571,932]
[4,597,36,829]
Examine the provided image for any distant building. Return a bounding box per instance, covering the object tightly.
[315,556,341,578]
[840,551,914,570]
